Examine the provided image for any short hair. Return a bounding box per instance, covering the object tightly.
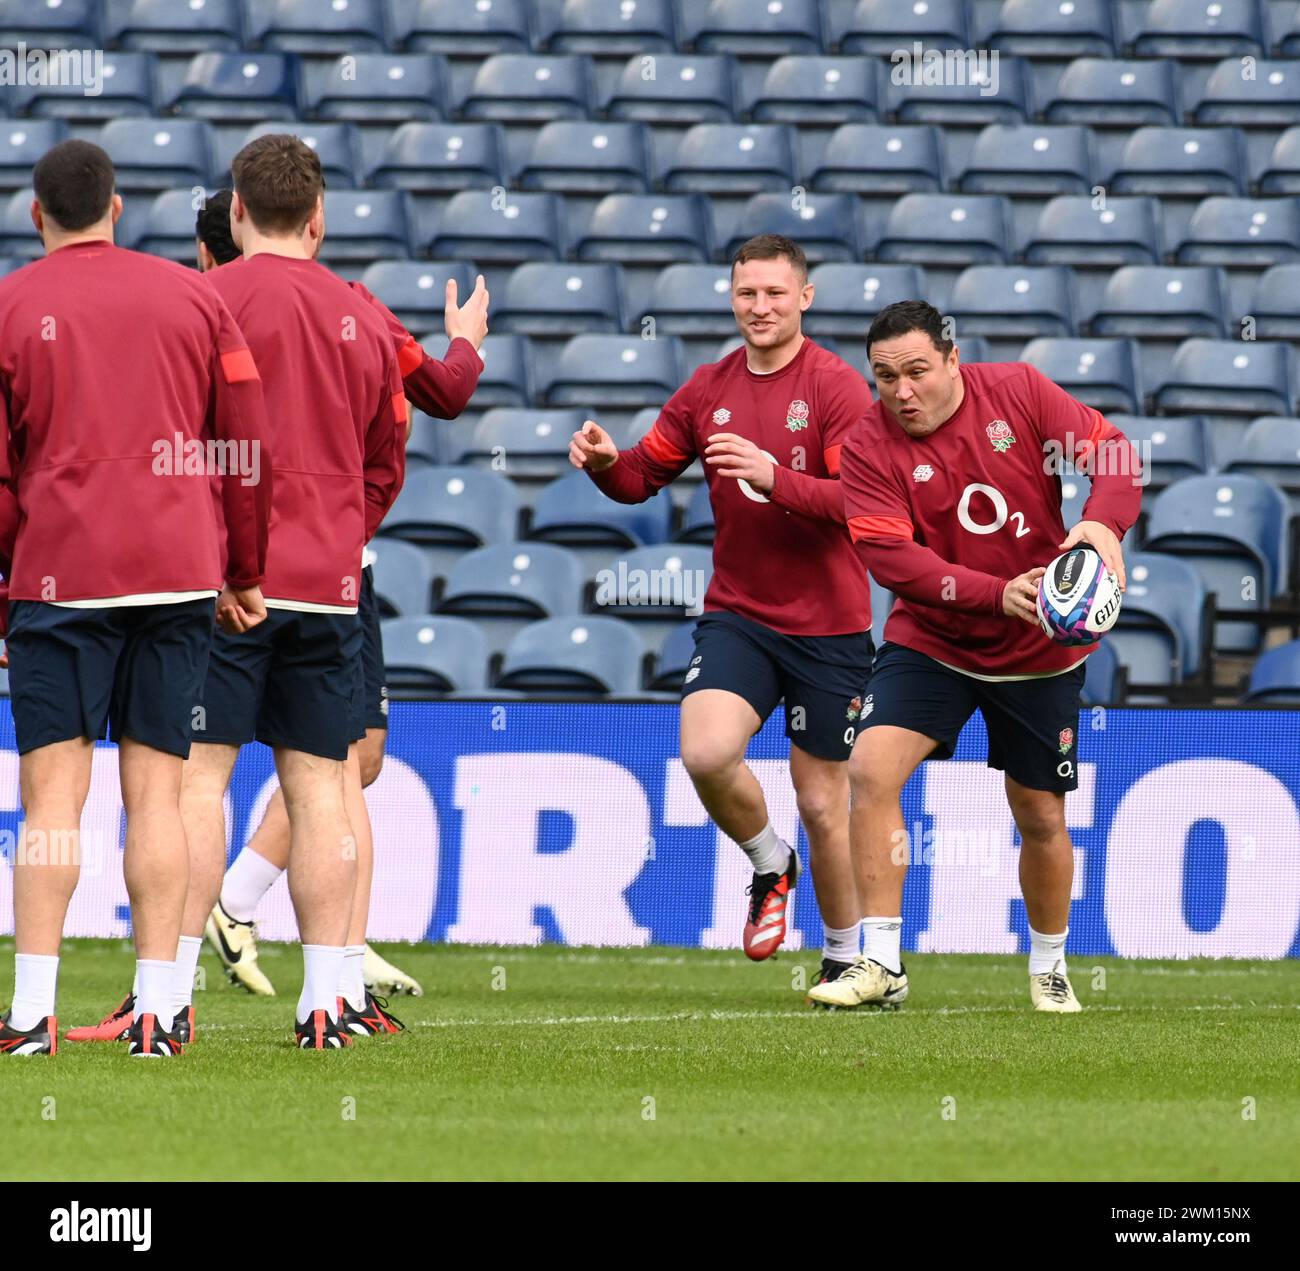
[866,300,953,358]
[730,233,808,282]
[32,139,115,232]
[230,133,323,237]
[195,188,238,265]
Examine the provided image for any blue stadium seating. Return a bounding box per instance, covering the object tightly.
[1022,195,1162,266]
[420,333,532,408]
[105,0,243,52]
[804,264,927,339]
[134,189,207,264]
[97,118,211,194]
[948,265,1076,338]
[745,57,879,125]
[1020,338,1142,413]
[1174,196,1300,266]
[459,408,587,477]
[684,0,823,55]
[531,471,673,550]
[602,54,736,124]
[832,0,970,53]
[1255,126,1300,195]
[1081,639,1121,704]
[1110,416,1211,492]
[459,55,591,122]
[392,0,533,55]
[1155,340,1294,417]
[0,189,47,261]
[300,55,446,123]
[245,0,387,54]
[541,334,685,408]
[958,125,1095,196]
[1107,126,1247,197]
[219,121,359,189]
[359,260,476,332]
[1130,0,1265,60]
[368,539,438,617]
[1275,5,1300,56]
[886,53,1030,126]
[318,191,411,266]
[0,0,99,48]
[1111,552,1209,683]
[427,190,563,263]
[722,192,861,263]
[1223,418,1300,511]
[544,0,676,54]
[0,120,67,194]
[14,51,154,119]
[591,543,714,651]
[954,336,993,364]
[660,124,796,194]
[808,124,945,194]
[575,194,713,263]
[979,0,1115,58]
[381,467,521,552]
[167,53,297,122]
[366,121,503,194]
[1242,639,1300,704]
[381,616,488,693]
[1058,467,1090,530]
[875,194,1012,265]
[1090,266,1230,339]
[678,482,715,545]
[1041,59,1179,127]
[642,263,735,337]
[495,262,624,335]
[516,121,650,194]
[1192,58,1300,127]
[497,616,647,694]
[1247,265,1300,338]
[649,622,698,690]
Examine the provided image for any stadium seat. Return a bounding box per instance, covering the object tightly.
[1255,126,1300,196]
[495,263,624,335]
[544,0,676,53]
[744,56,879,125]
[317,192,411,266]
[1022,195,1161,267]
[1191,58,1300,126]
[574,194,713,263]
[808,123,945,194]
[458,55,591,122]
[1130,0,1265,60]
[1242,639,1300,704]
[380,616,488,693]
[541,335,685,408]
[105,0,243,51]
[979,0,1115,58]
[875,194,1013,265]
[947,266,1076,338]
[497,616,647,694]
[1174,196,1300,266]
[832,0,970,53]
[460,408,587,477]
[1041,59,1179,127]
[1154,340,1294,417]
[1247,265,1300,338]
[217,121,358,189]
[1110,553,1208,684]
[367,122,505,193]
[531,471,673,550]
[639,264,734,337]
[0,189,47,261]
[954,336,993,364]
[649,622,698,690]
[660,124,796,194]
[602,54,735,124]
[14,51,154,119]
[133,189,209,264]
[803,264,927,339]
[516,122,650,194]
[426,190,563,264]
[419,333,532,408]
[368,539,437,617]
[678,482,715,544]
[97,118,210,195]
[1020,338,1142,413]
[0,0,99,47]
[721,192,862,263]
[1090,266,1229,339]
[244,0,386,53]
[884,54,1029,127]
[300,55,446,123]
[683,0,823,55]
[358,260,476,332]
[591,543,714,651]
[957,125,1095,196]
[1109,415,1211,492]
[1106,127,1247,198]
[1223,417,1300,511]
[166,53,297,122]
[1057,466,1090,530]
[0,120,67,195]
[1080,638,1120,704]
[392,0,533,54]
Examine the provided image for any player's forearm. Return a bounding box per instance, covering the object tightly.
[588,454,659,503]
[1080,438,1144,539]
[401,337,482,419]
[215,376,272,588]
[855,537,1006,616]
[768,467,845,523]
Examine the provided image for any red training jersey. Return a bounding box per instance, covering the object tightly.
[0,240,271,613]
[841,361,1142,677]
[207,253,405,611]
[591,337,873,636]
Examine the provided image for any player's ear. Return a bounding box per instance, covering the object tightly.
[29,198,42,237]
[109,193,123,224]
[800,280,814,312]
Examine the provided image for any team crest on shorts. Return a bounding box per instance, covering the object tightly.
[1058,726,1073,754]
[846,695,862,721]
[786,399,809,431]
[986,419,1015,453]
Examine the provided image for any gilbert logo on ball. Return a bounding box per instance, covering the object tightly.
[1036,546,1123,646]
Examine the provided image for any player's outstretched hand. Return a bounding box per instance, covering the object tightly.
[444,274,489,351]
[216,584,267,635]
[569,420,618,472]
[1002,566,1046,624]
[705,432,775,494]
[1060,520,1126,590]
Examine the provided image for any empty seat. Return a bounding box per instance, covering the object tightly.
[381,467,521,550]
[957,125,1094,196]
[419,333,531,408]
[0,120,67,195]
[1130,0,1264,60]
[319,192,411,265]
[684,0,823,55]
[368,539,437,617]
[804,264,927,338]
[602,54,735,124]
[1174,196,1300,266]
[884,53,1029,126]
[1247,265,1300,338]
[516,121,650,194]
[1242,640,1300,704]
[745,56,879,124]
[722,192,861,263]
[106,0,242,52]
[245,0,386,53]
[1192,58,1300,127]
[495,263,623,335]
[1056,465,1091,530]
[167,52,297,122]
[459,55,591,122]
[955,336,993,364]
[678,481,716,544]
[97,118,210,194]
[367,122,504,193]
[1041,58,1179,127]
[575,194,713,263]
[460,409,587,477]
[1155,340,1293,417]
[980,0,1115,58]
[660,125,796,194]
[541,335,685,408]
[134,189,210,264]
[531,471,673,548]
[359,261,476,333]
[1022,195,1161,266]
[0,189,44,261]
[497,616,647,694]
[300,55,446,123]
[833,0,969,53]
[1111,553,1208,683]
[876,194,1012,265]
[809,123,944,193]
[0,0,98,47]
[591,544,714,652]
[220,121,358,189]
[1020,338,1142,413]
[1256,127,1300,195]
[948,266,1075,338]
[1223,418,1300,509]
[1109,415,1211,492]
[1107,127,1246,197]
[1091,266,1229,339]
[545,0,676,53]
[649,622,698,690]
[641,264,735,337]
[14,51,154,119]
[1080,638,1121,704]
[426,190,563,264]
[381,616,488,693]
[392,0,532,54]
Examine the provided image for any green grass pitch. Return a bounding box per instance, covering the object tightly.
[2,938,1296,1181]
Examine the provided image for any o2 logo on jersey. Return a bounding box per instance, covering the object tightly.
[738,449,781,503]
[956,482,1031,538]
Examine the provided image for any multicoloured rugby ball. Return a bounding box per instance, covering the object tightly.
[1036,546,1122,646]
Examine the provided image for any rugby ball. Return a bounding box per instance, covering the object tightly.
[1036,547,1122,646]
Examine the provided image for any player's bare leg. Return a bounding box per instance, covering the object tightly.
[1007,776,1081,1013]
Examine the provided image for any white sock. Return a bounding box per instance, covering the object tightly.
[1028,925,1068,976]
[132,965,140,998]
[736,822,789,876]
[135,959,175,1033]
[297,944,345,1024]
[172,936,203,1011]
[823,923,860,964]
[339,945,366,1010]
[862,916,902,974]
[220,848,284,923]
[9,953,59,1031]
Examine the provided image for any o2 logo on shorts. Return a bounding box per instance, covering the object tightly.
[1057,760,1074,780]
[956,482,1031,538]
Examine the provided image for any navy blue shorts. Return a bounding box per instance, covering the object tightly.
[857,642,1085,793]
[196,608,364,761]
[6,598,213,758]
[681,611,874,762]
[358,565,388,734]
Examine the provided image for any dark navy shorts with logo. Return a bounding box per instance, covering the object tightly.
[358,565,388,734]
[196,607,364,761]
[5,598,214,758]
[681,611,874,762]
[856,642,1086,793]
